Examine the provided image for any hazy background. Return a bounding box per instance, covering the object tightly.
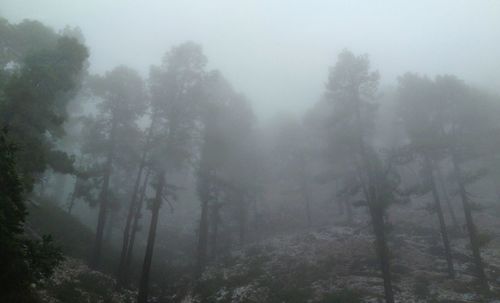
[1,0,499,119]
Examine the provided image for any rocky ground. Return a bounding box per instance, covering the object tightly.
[36,258,137,303]
[186,224,500,303]
[36,222,500,303]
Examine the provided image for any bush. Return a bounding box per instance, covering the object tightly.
[0,129,63,302]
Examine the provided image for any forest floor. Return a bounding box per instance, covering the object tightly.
[36,258,137,303]
[35,216,500,303]
[188,221,500,303]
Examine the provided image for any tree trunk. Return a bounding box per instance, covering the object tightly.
[195,189,210,278]
[252,194,261,243]
[237,191,247,245]
[209,201,220,261]
[435,164,459,230]
[137,171,165,303]
[424,156,455,278]
[90,118,117,269]
[104,211,115,246]
[123,168,151,284]
[119,116,157,286]
[299,153,312,229]
[90,143,114,268]
[353,96,394,303]
[117,150,148,286]
[451,153,488,287]
[369,205,395,303]
[67,178,78,214]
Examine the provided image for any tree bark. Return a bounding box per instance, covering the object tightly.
[117,148,148,285]
[369,205,395,303]
[299,152,312,229]
[137,171,165,303]
[195,188,210,278]
[67,178,78,214]
[90,141,115,268]
[209,201,220,261]
[104,211,116,246]
[451,152,488,287]
[123,168,151,284]
[90,118,117,268]
[237,190,247,245]
[424,156,455,278]
[353,96,394,303]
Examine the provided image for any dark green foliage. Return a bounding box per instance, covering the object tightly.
[0,129,63,302]
[0,128,25,238]
[0,19,88,190]
[25,235,64,281]
[0,19,87,301]
[0,18,58,67]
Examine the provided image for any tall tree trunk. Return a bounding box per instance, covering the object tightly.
[68,155,84,215]
[195,190,210,278]
[424,156,455,278]
[137,171,165,303]
[237,191,247,245]
[252,194,262,243]
[123,168,151,283]
[119,115,157,285]
[90,141,115,268]
[104,211,115,246]
[435,164,459,230]
[117,148,148,286]
[209,201,220,261]
[299,153,312,228]
[369,205,395,303]
[118,118,156,285]
[90,118,117,268]
[67,178,78,214]
[354,96,394,303]
[451,153,488,287]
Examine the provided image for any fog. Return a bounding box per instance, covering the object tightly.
[3,0,499,118]
[2,2,500,303]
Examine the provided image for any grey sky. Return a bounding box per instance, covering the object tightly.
[2,0,499,119]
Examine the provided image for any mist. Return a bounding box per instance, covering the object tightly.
[1,1,500,303]
[3,0,499,118]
